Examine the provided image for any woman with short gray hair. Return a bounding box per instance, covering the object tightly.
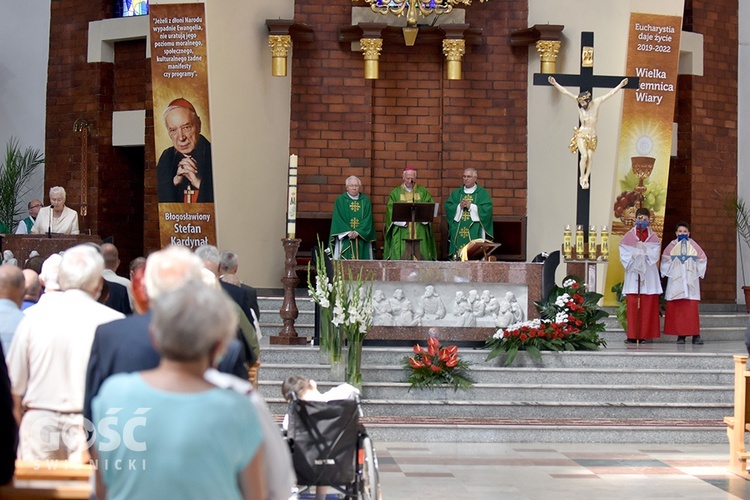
[31,186,80,235]
[91,282,267,500]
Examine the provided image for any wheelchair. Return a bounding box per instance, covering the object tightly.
[285,393,382,500]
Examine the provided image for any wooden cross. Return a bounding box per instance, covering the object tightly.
[534,32,639,241]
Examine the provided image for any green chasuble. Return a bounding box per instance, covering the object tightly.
[444,183,494,258]
[384,184,437,260]
[329,192,376,259]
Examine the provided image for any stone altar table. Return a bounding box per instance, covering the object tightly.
[337,260,543,344]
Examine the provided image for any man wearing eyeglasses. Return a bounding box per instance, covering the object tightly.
[444,168,494,260]
[156,97,214,203]
[14,200,43,235]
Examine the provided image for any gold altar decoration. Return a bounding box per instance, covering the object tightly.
[535,40,561,74]
[268,35,292,77]
[361,37,384,79]
[73,118,91,218]
[443,38,465,80]
[358,0,490,28]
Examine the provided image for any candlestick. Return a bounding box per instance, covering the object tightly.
[600,225,609,260]
[575,225,584,259]
[588,225,597,260]
[563,225,572,259]
[287,154,298,238]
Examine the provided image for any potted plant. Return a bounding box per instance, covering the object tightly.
[730,197,750,311]
[0,137,44,232]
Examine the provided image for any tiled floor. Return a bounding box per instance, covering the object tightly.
[376,442,750,499]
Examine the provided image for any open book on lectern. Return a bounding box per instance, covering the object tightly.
[391,202,439,225]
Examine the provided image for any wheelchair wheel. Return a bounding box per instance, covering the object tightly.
[358,436,381,500]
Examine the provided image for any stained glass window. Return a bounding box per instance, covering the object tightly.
[116,0,149,17]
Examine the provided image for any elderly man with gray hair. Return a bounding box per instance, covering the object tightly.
[6,244,124,461]
[329,175,375,260]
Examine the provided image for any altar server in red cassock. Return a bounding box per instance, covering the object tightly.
[619,208,662,343]
[660,221,707,344]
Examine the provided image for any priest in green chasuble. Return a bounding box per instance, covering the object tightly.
[384,167,437,260]
[444,168,494,259]
[329,175,376,259]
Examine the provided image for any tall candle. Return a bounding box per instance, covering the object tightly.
[588,225,597,260]
[575,225,584,258]
[286,154,298,238]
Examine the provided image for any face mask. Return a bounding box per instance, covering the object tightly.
[635,219,649,230]
[677,234,689,241]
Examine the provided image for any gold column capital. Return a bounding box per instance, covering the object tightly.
[360,38,383,80]
[442,39,466,60]
[535,40,561,74]
[268,35,292,57]
[268,35,292,77]
[443,39,466,81]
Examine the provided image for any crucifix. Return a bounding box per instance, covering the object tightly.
[534,32,639,240]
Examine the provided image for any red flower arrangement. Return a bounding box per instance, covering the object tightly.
[485,276,608,365]
[403,337,474,391]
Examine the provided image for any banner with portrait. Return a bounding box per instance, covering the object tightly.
[150,3,217,248]
[603,7,683,305]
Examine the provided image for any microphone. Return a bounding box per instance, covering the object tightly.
[47,205,53,238]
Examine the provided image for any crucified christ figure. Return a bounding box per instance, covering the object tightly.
[548,76,628,189]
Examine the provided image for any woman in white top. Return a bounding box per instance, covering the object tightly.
[31,186,79,235]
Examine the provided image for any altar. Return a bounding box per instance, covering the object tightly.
[336,260,543,344]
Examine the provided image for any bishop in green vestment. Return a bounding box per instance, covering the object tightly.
[384,168,437,260]
[329,176,376,259]
[444,168,494,259]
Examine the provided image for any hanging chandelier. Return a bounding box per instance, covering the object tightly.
[357,0,490,27]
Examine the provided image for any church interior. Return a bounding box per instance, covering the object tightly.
[2,0,750,498]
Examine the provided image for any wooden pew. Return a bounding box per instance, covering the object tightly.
[0,460,92,499]
[724,355,750,479]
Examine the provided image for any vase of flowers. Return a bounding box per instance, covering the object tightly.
[307,239,334,364]
[328,325,346,381]
[485,276,608,366]
[403,337,474,391]
[331,262,373,391]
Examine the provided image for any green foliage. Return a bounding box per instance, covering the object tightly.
[719,195,750,286]
[485,275,608,366]
[611,282,627,331]
[0,138,44,232]
[404,338,475,391]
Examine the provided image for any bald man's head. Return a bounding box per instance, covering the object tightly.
[22,269,42,303]
[0,264,25,307]
[101,243,120,271]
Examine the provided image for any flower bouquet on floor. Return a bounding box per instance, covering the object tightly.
[404,337,474,391]
[307,238,334,365]
[485,276,608,366]
[331,262,374,390]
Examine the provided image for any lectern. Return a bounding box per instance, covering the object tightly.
[391,202,436,260]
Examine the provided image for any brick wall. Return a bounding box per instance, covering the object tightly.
[668,0,738,302]
[291,1,529,258]
[46,0,156,273]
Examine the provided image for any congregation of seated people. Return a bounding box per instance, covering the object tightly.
[0,242,296,499]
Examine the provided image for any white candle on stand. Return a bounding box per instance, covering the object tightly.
[287,154,298,238]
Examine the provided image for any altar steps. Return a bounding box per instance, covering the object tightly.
[255,295,746,443]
